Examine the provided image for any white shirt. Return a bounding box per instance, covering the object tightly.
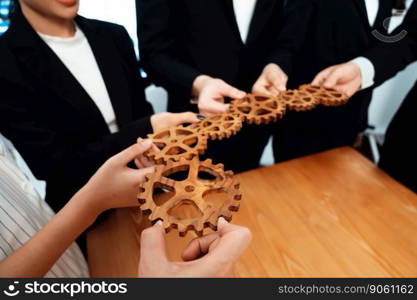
[233,0,258,43]
[0,135,89,278]
[38,26,119,133]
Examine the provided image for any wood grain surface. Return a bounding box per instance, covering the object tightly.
[87,147,417,277]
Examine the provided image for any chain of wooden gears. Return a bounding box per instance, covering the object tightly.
[137,84,349,236]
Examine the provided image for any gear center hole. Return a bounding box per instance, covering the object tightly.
[185,185,195,193]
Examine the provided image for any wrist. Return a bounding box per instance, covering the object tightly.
[69,186,103,223]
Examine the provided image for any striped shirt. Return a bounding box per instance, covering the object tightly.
[0,135,89,277]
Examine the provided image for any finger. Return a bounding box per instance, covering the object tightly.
[323,68,345,89]
[199,99,229,115]
[140,221,169,265]
[192,219,252,274]
[312,67,333,86]
[252,80,277,97]
[112,140,153,166]
[135,158,145,169]
[134,166,155,183]
[171,112,200,126]
[219,81,246,99]
[181,233,220,262]
[268,72,287,92]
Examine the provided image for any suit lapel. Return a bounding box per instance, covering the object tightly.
[7,12,109,134]
[221,0,244,45]
[246,0,282,44]
[76,17,133,128]
[353,0,372,31]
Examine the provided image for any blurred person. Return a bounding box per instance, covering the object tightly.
[253,0,398,162]
[137,0,297,173]
[312,0,417,192]
[0,0,199,214]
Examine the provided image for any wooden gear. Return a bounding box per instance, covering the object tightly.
[193,113,244,140]
[144,126,208,164]
[137,157,242,236]
[229,94,286,125]
[280,89,319,112]
[299,84,349,107]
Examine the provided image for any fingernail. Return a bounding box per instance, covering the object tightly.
[154,220,163,227]
[218,217,228,226]
[197,114,206,120]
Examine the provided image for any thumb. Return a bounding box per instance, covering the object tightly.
[172,112,200,125]
[219,82,246,99]
[140,221,169,266]
[112,140,153,166]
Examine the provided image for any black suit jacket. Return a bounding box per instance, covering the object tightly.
[137,0,290,112]
[0,9,154,212]
[362,2,417,192]
[272,0,393,162]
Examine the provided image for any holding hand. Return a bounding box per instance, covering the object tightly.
[77,139,156,216]
[312,62,362,97]
[138,218,252,277]
[252,63,288,96]
[192,75,246,116]
[151,112,200,133]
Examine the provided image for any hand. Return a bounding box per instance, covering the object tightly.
[77,139,156,215]
[192,75,246,116]
[150,112,199,133]
[312,62,362,97]
[252,63,288,96]
[138,218,252,277]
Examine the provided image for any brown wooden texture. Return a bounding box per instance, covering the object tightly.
[88,147,417,277]
[137,156,241,236]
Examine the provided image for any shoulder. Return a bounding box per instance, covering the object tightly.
[76,16,130,42]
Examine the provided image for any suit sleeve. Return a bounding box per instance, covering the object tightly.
[137,0,201,95]
[362,4,417,85]
[0,81,154,203]
[266,0,316,76]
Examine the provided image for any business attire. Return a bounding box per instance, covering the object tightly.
[272,0,393,162]
[0,8,154,213]
[360,0,417,192]
[137,0,292,173]
[0,134,89,277]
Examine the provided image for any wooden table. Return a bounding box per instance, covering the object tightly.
[87,147,417,277]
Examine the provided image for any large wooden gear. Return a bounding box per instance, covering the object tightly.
[229,94,286,125]
[144,126,208,164]
[193,113,244,140]
[299,84,349,107]
[137,157,242,236]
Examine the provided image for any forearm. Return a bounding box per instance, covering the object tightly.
[0,189,98,278]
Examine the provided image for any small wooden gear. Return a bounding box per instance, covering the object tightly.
[299,84,349,107]
[137,157,242,236]
[279,89,319,112]
[194,113,244,140]
[229,94,286,125]
[145,126,208,164]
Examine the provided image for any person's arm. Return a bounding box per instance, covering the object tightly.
[311,3,417,97]
[0,140,155,277]
[137,0,245,116]
[252,0,315,95]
